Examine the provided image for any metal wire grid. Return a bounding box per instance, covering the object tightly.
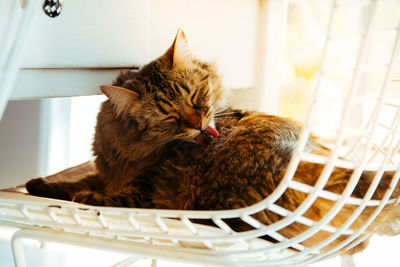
[0,0,399,266]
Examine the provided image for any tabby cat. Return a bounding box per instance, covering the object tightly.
[26,29,399,255]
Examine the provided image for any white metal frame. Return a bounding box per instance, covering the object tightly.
[1,0,400,266]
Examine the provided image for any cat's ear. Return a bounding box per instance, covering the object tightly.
[164,28,194,67]
[100,85,139,115]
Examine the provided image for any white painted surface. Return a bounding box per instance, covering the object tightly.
[12,0,258,90]
[20,0,151,68]
[10,68,121,100]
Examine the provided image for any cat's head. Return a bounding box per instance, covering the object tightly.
[100,29,225,147]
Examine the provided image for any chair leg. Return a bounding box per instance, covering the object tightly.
[151,258,158,267]
[11,229,27,267]
[111,256,141,267]
[40,240,48,249]
[341,254,357,267]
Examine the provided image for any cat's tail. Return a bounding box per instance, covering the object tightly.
[294,162,398,201]
[277,164,399,253]
[354,169,400,237]
[292,162,400,234]
[361,169,400,236]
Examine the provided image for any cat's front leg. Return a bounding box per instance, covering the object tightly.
[72,190,107,206]
[72,191,125,207]
[26,177,71,200]
[25,174,102,201]
[72,188,151,208]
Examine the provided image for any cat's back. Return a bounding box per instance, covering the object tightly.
[207,111,305,175]
[161,108,320,180]
[153,109,321,210]
[212,109,313,157]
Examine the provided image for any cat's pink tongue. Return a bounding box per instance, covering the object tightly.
[206,125,219,138]
[195,125,219,146]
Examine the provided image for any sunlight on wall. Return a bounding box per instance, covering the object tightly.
[68,95,105,166]
[279,0,400,130]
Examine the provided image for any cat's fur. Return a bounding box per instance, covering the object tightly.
[26,29,399,255]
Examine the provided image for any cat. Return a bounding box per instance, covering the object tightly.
[25,29,399,255]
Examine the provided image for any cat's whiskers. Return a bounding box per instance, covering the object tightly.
[214,108,235,114]
[213,112,238,118]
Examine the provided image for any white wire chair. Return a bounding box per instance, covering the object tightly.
[0,0,400,266]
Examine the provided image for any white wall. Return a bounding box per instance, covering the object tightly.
[0,100,41,188]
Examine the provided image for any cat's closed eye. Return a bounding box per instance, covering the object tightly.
[193,104,209,114]
[163,116,180,123]
[189,89,200,106]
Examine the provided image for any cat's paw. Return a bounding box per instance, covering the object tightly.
[25,177,56,198]
[72,191,106,206]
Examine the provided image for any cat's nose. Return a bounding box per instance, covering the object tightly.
[182,112,202,130]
